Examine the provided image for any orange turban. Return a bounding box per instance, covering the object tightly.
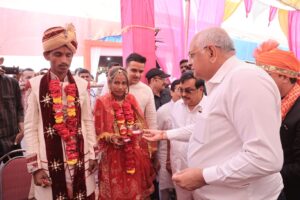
[253,39,300,78]
[42,23,77,53]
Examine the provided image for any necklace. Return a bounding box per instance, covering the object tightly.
[112,98,136,174]
[49,79,78,165]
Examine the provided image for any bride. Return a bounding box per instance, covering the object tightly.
[94,67,155,200]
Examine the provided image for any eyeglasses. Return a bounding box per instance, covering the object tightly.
[188,45,222,59]
[179,87,197,94]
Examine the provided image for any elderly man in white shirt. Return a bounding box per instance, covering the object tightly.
[143,27,283,200]
[156,79,181,200]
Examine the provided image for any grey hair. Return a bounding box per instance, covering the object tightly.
[194,27,235,52]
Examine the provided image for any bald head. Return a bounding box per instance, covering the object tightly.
[189,27,236,80]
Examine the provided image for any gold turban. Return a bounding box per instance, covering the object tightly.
[42,23,78,53]
[254,39,300,78]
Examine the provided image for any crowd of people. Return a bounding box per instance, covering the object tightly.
[0,23,300,200]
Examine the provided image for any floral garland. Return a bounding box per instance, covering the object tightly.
[112,99,136,174]
[49,79,78,165]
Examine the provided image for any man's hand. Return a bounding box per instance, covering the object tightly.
[143,129,167,142]
[33,169,52,187]
[0,66,5,76]
[88,159,98,173]
[111,135,125,146]
[172,168,207,191]
[14,132,24,144]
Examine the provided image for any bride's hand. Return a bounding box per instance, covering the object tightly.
[142,129,167,141]
[111,135,125,146]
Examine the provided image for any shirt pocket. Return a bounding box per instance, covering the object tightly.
[192,113,211,144]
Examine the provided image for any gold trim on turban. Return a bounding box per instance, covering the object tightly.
[258,64,300,78]
[254,39,300,79]
[42,23,77,53]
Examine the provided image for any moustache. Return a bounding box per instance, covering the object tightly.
[58,64,69,68]
[182,97,190,101]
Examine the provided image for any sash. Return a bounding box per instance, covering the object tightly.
[39,71,87,199]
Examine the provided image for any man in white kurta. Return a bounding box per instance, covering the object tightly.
[144,28,283,200]
[156,79,181,200]
[24,24,97,200]
[170,72,205,200]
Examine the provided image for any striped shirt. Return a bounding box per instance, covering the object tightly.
[0,74,24,157]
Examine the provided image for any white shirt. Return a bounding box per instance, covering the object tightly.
[170,99,202,173]
[170,99,202,200]
[156,101,175,190]
[129,81,157,129]
[100,80,109,96]
[169,56,283,200]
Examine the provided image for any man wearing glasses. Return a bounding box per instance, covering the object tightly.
[169,71,205,199]
[143,27,283,200]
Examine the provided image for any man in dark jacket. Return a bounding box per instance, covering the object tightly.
[0,57,24,163]
[254,40,300,200]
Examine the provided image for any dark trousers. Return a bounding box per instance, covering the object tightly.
[151,180,160,200]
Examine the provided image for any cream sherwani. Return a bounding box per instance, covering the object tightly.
[24,74,97,200]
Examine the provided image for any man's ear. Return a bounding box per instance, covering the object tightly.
[43,52,50,61]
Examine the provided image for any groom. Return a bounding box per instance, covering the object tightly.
[24,24,98,200]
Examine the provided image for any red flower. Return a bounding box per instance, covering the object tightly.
[53,104,63,111]
[49,80,61,93]
[111,98,138,174]
[49,80,79,164]
[66,118,77,127]
[65,84,77,96]
[53,123,66,131]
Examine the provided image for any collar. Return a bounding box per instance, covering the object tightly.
[179,98,203,113]
[50,71,69,82]
[206,55,239,94]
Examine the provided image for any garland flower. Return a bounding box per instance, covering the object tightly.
[112,100,136,174]
[49,79,78,165]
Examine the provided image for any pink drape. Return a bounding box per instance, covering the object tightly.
[244,0,253,17]
[288,10,300,59]
[268,7,277,26]
[121,0,156,83]
[187,0,226,55]
[154,0,184,79]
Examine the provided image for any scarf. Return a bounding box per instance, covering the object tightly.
[39,71,87,199]
[281,84,300,120]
